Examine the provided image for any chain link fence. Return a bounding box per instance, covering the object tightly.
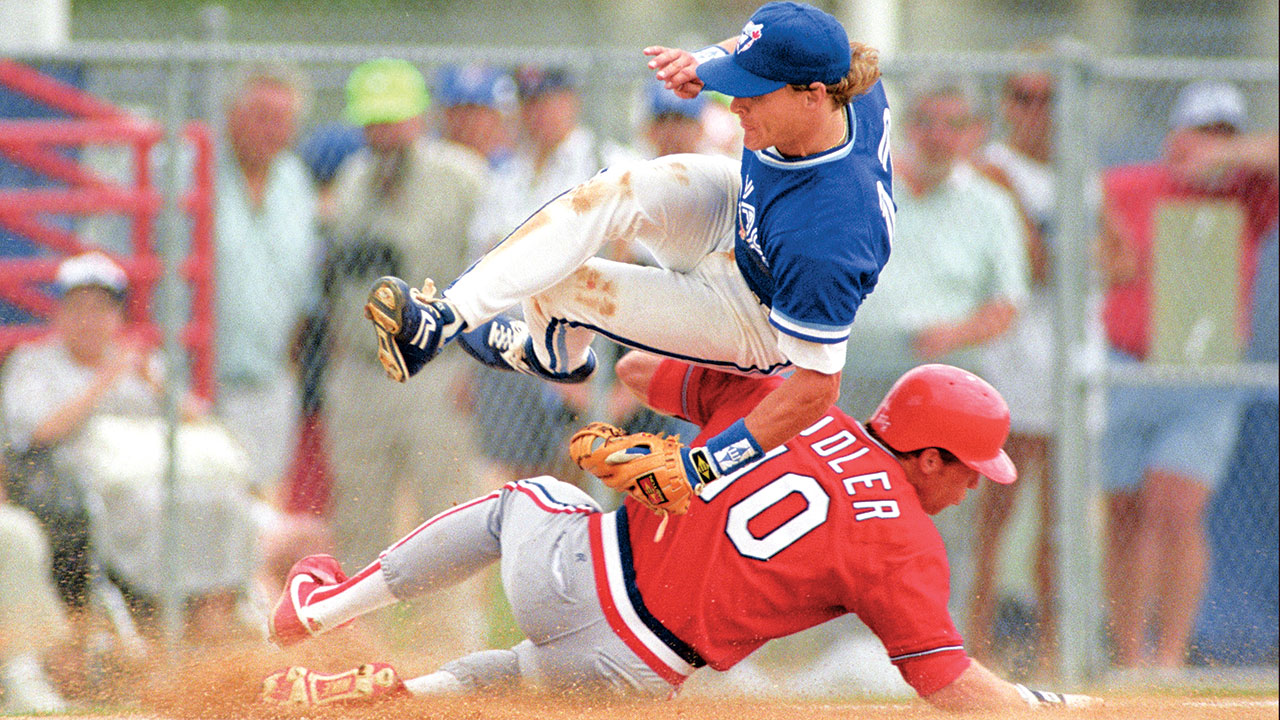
[2,38,1275,690]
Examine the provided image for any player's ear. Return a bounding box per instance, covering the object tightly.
[917,447,946,475]
[805,82,827,108]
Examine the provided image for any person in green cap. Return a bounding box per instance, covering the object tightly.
[320,57,492,659]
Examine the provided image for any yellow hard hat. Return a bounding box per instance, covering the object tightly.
[344,58,429,126]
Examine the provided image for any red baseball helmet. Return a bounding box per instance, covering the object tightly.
[868,364,1017,484]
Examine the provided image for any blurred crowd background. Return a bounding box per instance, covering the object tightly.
[0,0,1275,714]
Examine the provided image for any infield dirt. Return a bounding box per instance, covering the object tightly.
[11,637,1276,720]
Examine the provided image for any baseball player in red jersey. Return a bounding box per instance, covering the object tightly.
[263,354,1099,711]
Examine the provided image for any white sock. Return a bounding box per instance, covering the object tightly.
[0,653,66,713]
[305,561,398,633]
[403,670,465,696]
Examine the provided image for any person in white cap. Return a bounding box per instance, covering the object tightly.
[1162,81,1278,189]
[0,252,255,656]
[1,252,160,502]
[1099,80,1278,669]
[1,253,148,626]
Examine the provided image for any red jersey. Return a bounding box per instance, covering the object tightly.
[1102,164,1279,359]
[588,360,969,696]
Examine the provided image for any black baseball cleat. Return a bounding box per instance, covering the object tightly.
[364,276,465,382]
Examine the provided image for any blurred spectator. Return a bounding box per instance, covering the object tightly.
[840,76,1029,419]
[0,252,253,648]
[434,63,517,168]
[968,66,1062,673]
[321,58,490,654]
[639,80,707,158]
[1099,81,1278,669]
[433,63,520,267]
[1,253,145,613]
[0,492,71,714]
[213,63,320,502]
[463,66,625,492]
[299,121,365,228]
[469,65,630,251]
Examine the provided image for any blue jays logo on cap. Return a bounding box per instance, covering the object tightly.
[738,21,764,53]
[698,2,850,99]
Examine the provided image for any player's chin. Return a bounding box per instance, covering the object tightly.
[922,498,958,515]
[739,128,768,151]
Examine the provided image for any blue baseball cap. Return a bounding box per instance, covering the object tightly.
[514,66,577,101]
[435,64,516,109]
[647,81,707,120]
[698,2,851,98]
[299,122,365,185]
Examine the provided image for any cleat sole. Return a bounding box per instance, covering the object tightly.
[365,279,411,383]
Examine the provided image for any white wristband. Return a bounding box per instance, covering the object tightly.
[691,45,729,64]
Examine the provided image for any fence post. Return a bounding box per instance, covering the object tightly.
[1050,38,1107,686]
[199,4,228,136]
[157,47,191,648]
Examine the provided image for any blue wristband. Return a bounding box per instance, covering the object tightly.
[681,446,717,491]
[702,419,764,477]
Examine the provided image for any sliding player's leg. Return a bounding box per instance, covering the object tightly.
[270,478,597,646]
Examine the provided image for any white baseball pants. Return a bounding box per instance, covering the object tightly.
[444,154,791,375]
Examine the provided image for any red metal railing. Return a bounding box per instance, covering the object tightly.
[0,59,216,399]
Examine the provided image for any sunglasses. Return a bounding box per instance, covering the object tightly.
[1008,88,1054,106]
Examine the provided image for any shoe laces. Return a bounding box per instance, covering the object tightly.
[488,319,528,353]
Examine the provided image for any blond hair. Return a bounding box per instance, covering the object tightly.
[791,42,880,107]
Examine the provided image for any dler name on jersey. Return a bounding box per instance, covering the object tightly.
[702,413,901,523]
[797,415,900,521]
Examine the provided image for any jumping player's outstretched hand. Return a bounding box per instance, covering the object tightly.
[644,46,704,99]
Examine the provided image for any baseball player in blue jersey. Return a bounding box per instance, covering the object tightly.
[364,1,894,488]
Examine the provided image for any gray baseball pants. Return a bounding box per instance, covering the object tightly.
[378,477,673,696]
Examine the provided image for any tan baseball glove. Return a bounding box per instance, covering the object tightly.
[570,422,695,541]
